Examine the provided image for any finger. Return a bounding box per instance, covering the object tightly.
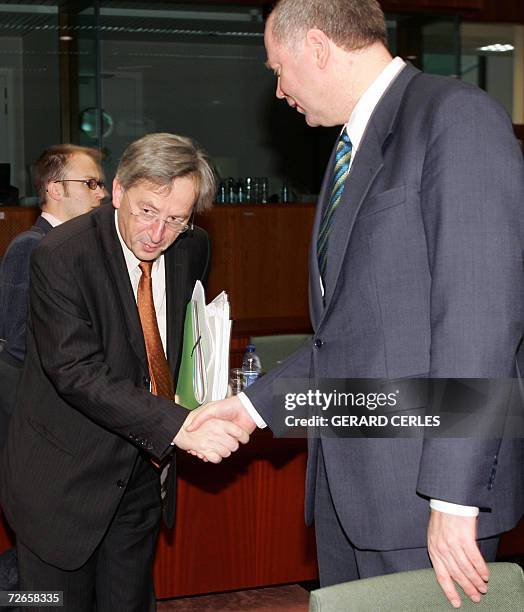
[465,542,489,583]
[219,420,250,444]
[185,405,217,432]
[204,439,233,459]
[430,554,462,609]
[452,545,488,596]
[211,433,238,454]
[201,450,223,464]
[203,422,242,452]
[444,551,481,603]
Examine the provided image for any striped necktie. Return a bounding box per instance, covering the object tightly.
[137,261,174,401]
[317,131,353,283]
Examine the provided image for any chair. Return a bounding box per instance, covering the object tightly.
[309,562,524,611]
[250,334,312,372]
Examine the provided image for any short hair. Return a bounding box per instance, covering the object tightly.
[34,144,101,206]
[271,0,387,51]
[115,133,216,213]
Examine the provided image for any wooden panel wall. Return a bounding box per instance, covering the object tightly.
[0,207,39,258]
[153,433,317,598]
[195,204,315,323]
[1,435,319,597]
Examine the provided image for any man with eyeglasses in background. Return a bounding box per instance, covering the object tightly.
[0,144,105,449]
[0,133,249,612]
[0,144,105,596]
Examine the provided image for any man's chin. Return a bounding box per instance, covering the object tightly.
[304,115,319,127]
[135,245,163,261]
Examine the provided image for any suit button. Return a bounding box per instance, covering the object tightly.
[143,376,150,388]
[117,480,126,488]
[314,338,323,349]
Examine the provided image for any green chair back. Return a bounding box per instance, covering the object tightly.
[309,562,524,611]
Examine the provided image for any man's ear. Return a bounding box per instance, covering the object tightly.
[306,28,330,69]
[46,180,64,203]
[112,178,123,209]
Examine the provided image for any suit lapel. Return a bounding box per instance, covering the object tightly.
[94,204,147,366]
[323,126,384,306]
[317,63,420,316]
[309,146,337,328]
[165,240,189,373]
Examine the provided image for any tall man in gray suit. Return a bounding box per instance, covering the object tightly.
[187,0,524,608]
[1,134,249,611]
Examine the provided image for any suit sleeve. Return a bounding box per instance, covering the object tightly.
[244,341,313,429]
[28,245,190,462]
[0,232,42,363]
[416,85,524,508]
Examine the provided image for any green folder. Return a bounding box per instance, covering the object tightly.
[175,301,200,410]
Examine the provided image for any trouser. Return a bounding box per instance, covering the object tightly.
[313,444,499,587]
[17,455,161,612]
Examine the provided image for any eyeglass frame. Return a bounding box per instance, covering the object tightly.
[123,189,194,234]
[53,178,106,191]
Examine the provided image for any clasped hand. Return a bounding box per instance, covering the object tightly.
[173,396,255,463]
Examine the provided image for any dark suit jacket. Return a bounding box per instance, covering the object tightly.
[0,215,52,364]
[246,64,524,551]
[0,203,210,569]
[0,216,52,450]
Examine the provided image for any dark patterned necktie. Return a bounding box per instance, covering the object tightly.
[317,131,353,283]
[137,261,174,401]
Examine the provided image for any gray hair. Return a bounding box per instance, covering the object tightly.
[271,0,387,52]
[116,133,216,212]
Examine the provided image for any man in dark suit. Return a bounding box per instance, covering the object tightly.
[0,144,105,594]
[187,1,524,608]
[0,144,105,447]
[1,133,248,611]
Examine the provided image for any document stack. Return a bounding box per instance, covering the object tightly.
[176,281,232,409]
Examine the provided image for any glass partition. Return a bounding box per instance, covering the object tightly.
[0,2,520,205]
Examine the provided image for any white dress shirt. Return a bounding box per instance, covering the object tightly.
[239,58,477,517]
[41,211,63,228]
[114,210,167,353]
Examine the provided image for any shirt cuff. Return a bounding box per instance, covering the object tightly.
[430,499,479,517]
[237,392,267,429]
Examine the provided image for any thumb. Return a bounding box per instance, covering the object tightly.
[185,405,216,432]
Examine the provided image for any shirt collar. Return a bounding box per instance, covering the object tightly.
[40,212,63,228]
[345,56,406,151]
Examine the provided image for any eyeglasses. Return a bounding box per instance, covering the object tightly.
[124,191,194,234]
[54,178,105,191]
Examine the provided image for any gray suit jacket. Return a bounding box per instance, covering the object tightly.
[0,204,209,568]
[246,64,524,551]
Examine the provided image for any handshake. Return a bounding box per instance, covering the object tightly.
[173,395,257,463]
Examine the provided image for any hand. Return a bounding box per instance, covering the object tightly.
[428,510,489,608]
[173,411,250,464]
[185,396,257,437]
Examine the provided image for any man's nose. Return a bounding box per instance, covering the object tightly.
[149,219,166,243]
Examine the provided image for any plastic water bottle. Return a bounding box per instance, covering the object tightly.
[242,344,262,388]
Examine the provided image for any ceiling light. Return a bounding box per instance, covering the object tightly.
[478,44,514,53]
